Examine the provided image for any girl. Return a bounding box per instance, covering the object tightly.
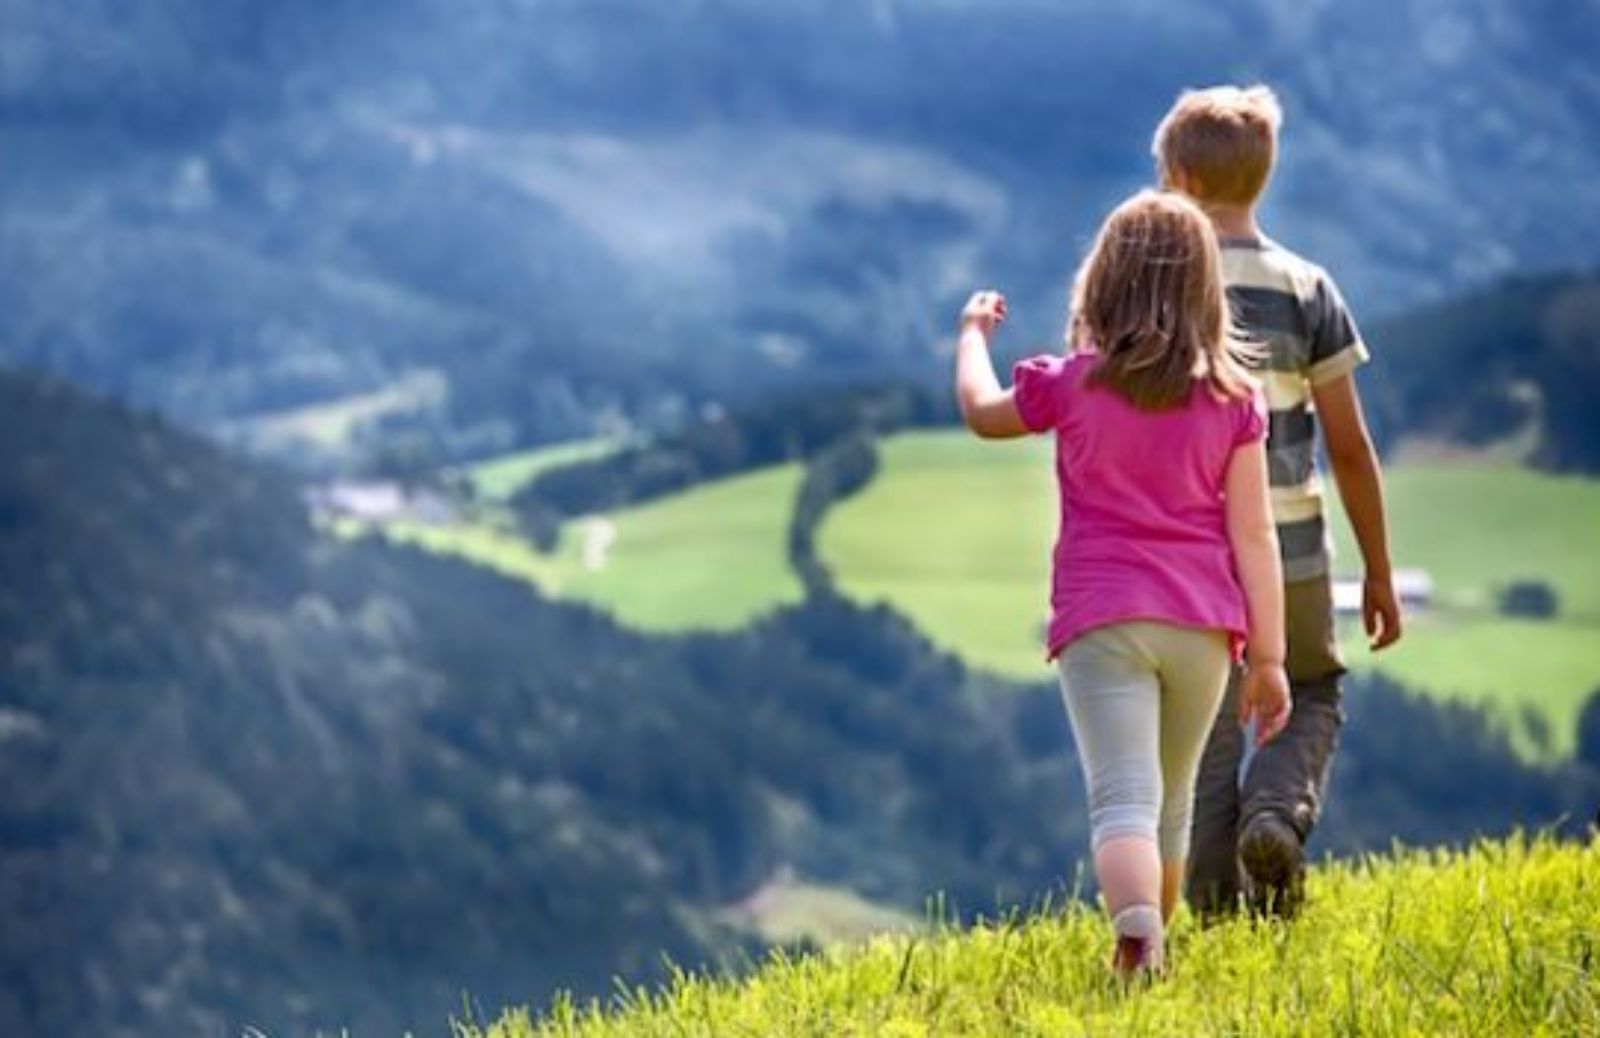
[953,190,1291,977]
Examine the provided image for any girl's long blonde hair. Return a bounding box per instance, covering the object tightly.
[1069,189,1256,410]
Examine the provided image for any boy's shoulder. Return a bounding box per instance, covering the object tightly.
[1227,234,1370,386]
[1220,234,1339,308]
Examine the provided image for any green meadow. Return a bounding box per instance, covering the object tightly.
[1326,465,1600,757]
[816,432,1057,678]
[371,431,1600,757]
[461,439,619,502]
[468,835,1599,1038]
[1326,463,1600,619]
[378,463,806,633]
[818,431,1600,760]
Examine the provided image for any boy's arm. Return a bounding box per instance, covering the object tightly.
[955,291,1030,440]
[1313,373,1403,650]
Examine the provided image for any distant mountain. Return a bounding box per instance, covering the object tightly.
[1368,271,1600,471]
[2,1,1597,462]
[0,368,681,1032]
[0,368,1092,1033]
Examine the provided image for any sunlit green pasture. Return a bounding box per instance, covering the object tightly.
[818,431,1600,759]
[377,464,806,633]
[816,431,1056,678]
[461,439,619,502]
[369,429,1600,756]
[1326,463,1600,620]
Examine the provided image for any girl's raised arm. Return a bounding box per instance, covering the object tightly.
[954,290,1030,440]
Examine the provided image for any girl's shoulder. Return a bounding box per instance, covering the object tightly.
[1199,380,1268,446]
[1234,380,1269,443]
[1062,349,1099,374]
[1015,350,1096,384]
[1012,351,1093,432]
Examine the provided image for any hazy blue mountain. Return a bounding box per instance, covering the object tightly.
[1368,271,1600,470]
[2,0,1597,459]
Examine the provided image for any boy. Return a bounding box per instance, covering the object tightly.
[1152,85,1403,918]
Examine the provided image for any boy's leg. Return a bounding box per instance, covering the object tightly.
[1184,668,1245,919]
[1238,575,1346,914]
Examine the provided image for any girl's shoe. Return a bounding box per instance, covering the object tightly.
[1111,934,1164,981]
[1109,903,1166,982]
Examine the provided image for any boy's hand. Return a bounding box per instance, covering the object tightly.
[1239,661,1292,747]
[1363,574,1403,651]
[960,290,1008,338]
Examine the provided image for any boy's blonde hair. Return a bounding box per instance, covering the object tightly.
[1152,85,1283,206]
[1070,190,1255,410]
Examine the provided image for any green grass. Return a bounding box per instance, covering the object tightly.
[465,835,1599,1037]
[462,440,619,502]
[377,517,567,589]
[817,431,1600,760]
[550,464,806,630]
[1326,464,1600,757]
[816,432,1057,678]
[1326,463,1600,620]
[372,430,1600,756]
[377,464,807,633]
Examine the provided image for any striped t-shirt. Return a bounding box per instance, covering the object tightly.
[1221,237,1370,582]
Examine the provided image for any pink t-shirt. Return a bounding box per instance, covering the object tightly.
[1012,352,1267,660]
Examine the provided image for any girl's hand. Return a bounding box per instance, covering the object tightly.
[960,290,1008,338]
[1238,661,1292,747]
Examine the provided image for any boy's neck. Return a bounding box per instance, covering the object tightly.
[1202,202,1261,242]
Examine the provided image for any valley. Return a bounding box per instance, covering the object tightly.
[364,429,1600,760]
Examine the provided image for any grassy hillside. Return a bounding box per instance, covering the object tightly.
[386,430,1600,756]
[379,463,806,632]
[1327,464,1600,619]
[463,440,619,503]
[816,432,1056,677]
[1326,465,1600,757]
[817,431,1600,759]
[468,835,1599,1037]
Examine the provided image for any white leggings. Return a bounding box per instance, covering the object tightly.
[1057,621,1231,862]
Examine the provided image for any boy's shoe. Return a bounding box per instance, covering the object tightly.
[1239,813,1305,918]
